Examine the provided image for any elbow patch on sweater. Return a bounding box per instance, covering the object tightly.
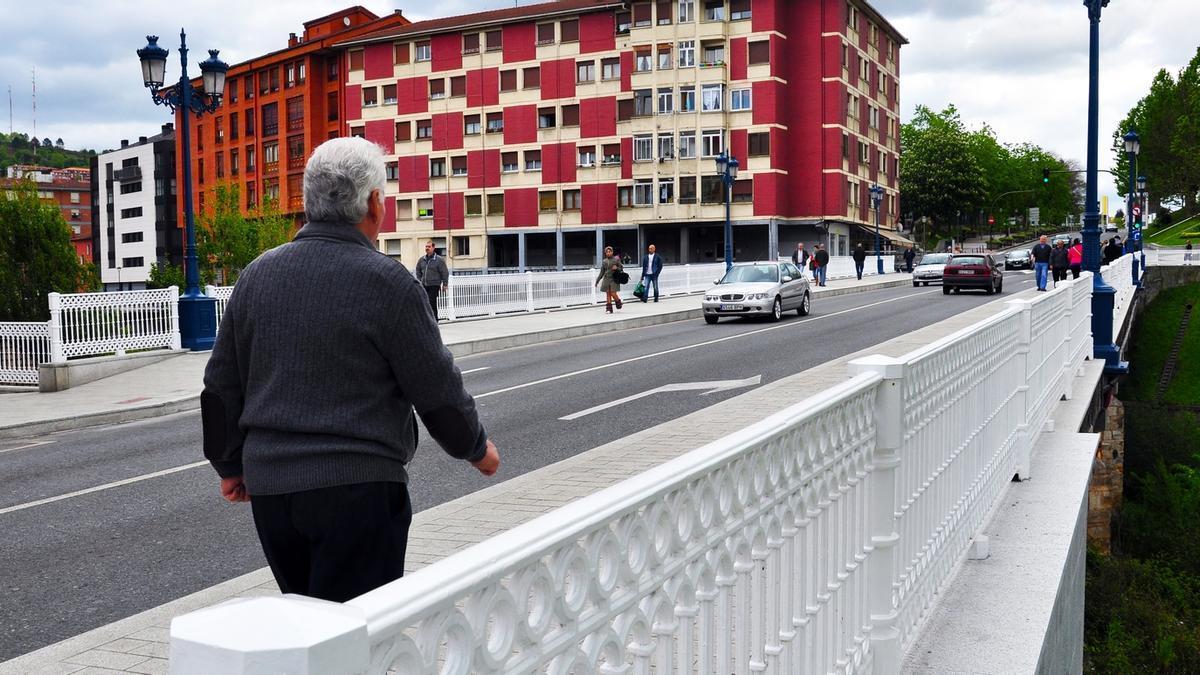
[421,405,486,461]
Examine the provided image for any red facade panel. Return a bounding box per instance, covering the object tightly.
[396,76,428,115]
[751,80,778,125]
[579,12,616,53]
[823,172,845,217]
[432,192,462,230]
[503,104,538,145]
[467,67,500,107]
[541,59,575,100]
[769,34,786,80]
[579,96,616,138]
[821,35,841,79]
[729,38,748,81]
[365,120,393,151]
[822,80,844,126]
[381,196,397,233]
[730,129,748,164]
[822,127,842,173]
[620,52,633,91]
[504,187,539,227]
[751,0,779,32]
[753,173,781,217]
[581,183,617,225]
[541,142,577,184]
[398,155,429,194]
[345,84,362,121]
[620,137,632,179]
[431,33,463,72]
[364,43,393,80]
[503,22,537,63]
[467,149,501,189]
[431,112,464,151]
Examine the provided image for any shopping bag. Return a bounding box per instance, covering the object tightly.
[634,280,646,300]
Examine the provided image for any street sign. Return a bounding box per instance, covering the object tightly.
[988,216,995,225]
[1028,207,1041,226]
[1133,205,1141,218]
[1132,230,1142,242]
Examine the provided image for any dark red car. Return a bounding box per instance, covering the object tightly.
[942,253,1004,295]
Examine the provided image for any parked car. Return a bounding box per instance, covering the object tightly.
[1053,234,1072,247]
[911,252,954,286]
[942,253,1004,295]
[1104,223,1119,233]
[702,261,811,324]
[1005,248,1032,270]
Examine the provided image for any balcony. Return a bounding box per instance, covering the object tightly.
[113,166,142,182]
[263,161,278,175]
[287,155,305,171]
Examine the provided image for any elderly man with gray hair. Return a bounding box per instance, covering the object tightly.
[201,137,500,602]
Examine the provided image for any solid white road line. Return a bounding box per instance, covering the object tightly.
[0,460,209,517]
[460,367,491,375]
[476,289,941,400]
[0,440,55,455]
[560,375,762,421]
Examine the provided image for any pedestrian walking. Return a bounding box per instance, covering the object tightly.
[1068,238,1083,279]
[596,245,624,313]
[640,243,663,302]
[1030,235,1052,291]
[1186,240,1193,264]
[414,240,449,320]
[201,137,500,604]
[814,244,830,286]
[904,245,916,273]
[1103,237,1123,265]
[791,242,810,269]
[852,243,867,280]
[809,244,820,283]
[1050,240,1070,285]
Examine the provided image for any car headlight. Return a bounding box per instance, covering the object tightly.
[748,292,769,300]
[705,295,717,301]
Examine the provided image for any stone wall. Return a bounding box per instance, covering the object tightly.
[1089,398,1124,553]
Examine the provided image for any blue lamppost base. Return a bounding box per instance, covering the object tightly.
[1090,281,1128,375]
[179,293,217,351]
[876,257,884,275]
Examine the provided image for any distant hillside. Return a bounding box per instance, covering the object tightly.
[0,132,97,174]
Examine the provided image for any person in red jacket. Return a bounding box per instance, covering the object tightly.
[1068,238,1083,279]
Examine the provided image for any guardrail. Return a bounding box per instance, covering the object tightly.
[48,287,181,361]
[0,322,51,386]
[1146,247,1197,266]
[206,285,235,329]
[169,270,1096,673]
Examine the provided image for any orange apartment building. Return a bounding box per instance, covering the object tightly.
[2,165,93,263]
[178,6,411,224]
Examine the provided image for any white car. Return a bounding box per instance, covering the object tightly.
[911,252,954,286]
[1104,223,1119,233]
[702,261,811,324]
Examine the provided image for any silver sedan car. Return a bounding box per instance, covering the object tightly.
[911,252,954,286]
[702,261,811,324]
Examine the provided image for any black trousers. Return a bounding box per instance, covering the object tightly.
[250,481,413,603]
[424,285,440,320]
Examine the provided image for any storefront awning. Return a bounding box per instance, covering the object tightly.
[854,224,914,246]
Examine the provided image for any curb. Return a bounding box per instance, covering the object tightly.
[0,395,202,440]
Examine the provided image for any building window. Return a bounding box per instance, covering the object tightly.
[230,112,239,140]
[525,150,542,170]
[246,146,256,170]
[878,149,887,175]
[500,69,518,92]
[633,179,653,206]
[749,40,770,65]
[463,33,480,54]
[732,178,753,202]
[578,145,597,167]
[562,104,580,126]
[730,0,751,20]
[539,190,557,211]
[560,19,579,42]
[618,185,633,208]
[430,158,446,177]
[395,43,410,64]
[703,0,725,21]
[618,98,634,120]
[659,178,675,203]
[679,0,695,23]
[701,175,724,203]
[452,156,468,176]
[633,3,652,27]
[601,57,620,80]
[538,107,556,128]
[119,181,142,195]
[679,131,697,158]
[680,86,696,112]
[577,60,595,83]
[263,142,279,166]
[701,129,724,157]
[678,40,695,67]
[230,148,240,176]
[262,103,279,137]
[285,63,296,88]
[633,135,653,162]
[288,136,305,165]
[418,198,434,218]
[228,77,238,103]
[244,77,254,100]
[602,143,621,164]
[501,151,519,173]
[635,50,652,72]
[245,110,255,136]
[748,132,770,157]
[216,152,226,178]
[198,158,205,183]
[120,232,143,243]
[465,194,482,215]
[451,76,466,97]
[701,42,725,66]
[122,257,145,268]
[465,115,481,135]
[524,67,540,89]
[657,0,674,24]
[385,162,399,181]
[286,96,304,132]
[657,87,674,113]
[350,50,364,71]
[657,134,674,159]
[396,121,411,142]
[486,112,504,134]
[701,84,724,111]
[616,10,632,34]
[487,193,504,214]
[730,88,752,111]
[878,70,887,94]
[485,30,503,51]
[454,236,471,256]
[382,84,397,105]
[859,140,869,163]
[842,132,850,159]
[429,79,446,100]
[658,45,673,70]
[537,23,555,45]
[120,207,143,219]
[417,119,432,139]
[562,189,581,210]
[246,181,257,208]
[679,175,697,203]
[362,87,378,107]
[634,89,652,116]
[269,67,280,92]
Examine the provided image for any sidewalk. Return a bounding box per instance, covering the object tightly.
[0,273,911,440]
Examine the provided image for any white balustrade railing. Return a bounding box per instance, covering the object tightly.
[0,322,51,386]
[170,273,1097,674]
[48,287,181,361]
[1146,247,1195,267]
[206,285,235,329]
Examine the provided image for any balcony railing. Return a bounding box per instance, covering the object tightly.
[287,155,305,171]
[113,166,142,182]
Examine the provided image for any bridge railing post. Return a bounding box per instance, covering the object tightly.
[1005,298,1035,479]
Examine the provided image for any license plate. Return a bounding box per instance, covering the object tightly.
[720,304,744,311]
[959,270,976,275]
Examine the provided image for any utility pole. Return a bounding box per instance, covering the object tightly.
[31,66,36,158]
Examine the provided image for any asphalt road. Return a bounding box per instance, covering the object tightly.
[0,275,1041,661]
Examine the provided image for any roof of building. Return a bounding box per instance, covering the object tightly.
[302,5,378,28]
[859,0,909,44]
[338,0,623,47]
[218,8,411,73]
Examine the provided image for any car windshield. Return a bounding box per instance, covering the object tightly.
[1008,249,1030,258]
[951,256,987,266]
[917,253,952,265]
[720,265,779,284]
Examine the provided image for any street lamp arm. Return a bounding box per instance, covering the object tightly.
[147,82,220,116]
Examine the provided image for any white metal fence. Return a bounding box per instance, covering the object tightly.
[0,322,51,386]
[170,271,1096,674]
[206,285,235,329]
[1147,247,1196,266]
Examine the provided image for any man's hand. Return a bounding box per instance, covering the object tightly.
[472,440,500,476]
[220,476,250,503]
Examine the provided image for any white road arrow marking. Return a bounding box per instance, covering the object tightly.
[559,375,762,421]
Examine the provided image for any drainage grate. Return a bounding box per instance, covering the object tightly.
[1155,303,1194,402]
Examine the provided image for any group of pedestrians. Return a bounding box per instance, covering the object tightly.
[594,243,664,312]
[790,242,830,286]
[1030,234,1102,291]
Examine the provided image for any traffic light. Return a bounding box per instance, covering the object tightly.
[1042,168,1051,184]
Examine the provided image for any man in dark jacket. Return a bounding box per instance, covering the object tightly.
[904,245,916,272]
[1103,237,1123,265]
[1030,235,1053,291]
[852,243,867,280]
[640,243,663,302]
[1050,240,1070,284]
[414,241,450,320]
[201,137,500,603]
[814,244,830,286]
[791,242,810,269]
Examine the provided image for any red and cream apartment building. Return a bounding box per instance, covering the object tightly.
[178,7,411,224]
[338,0,907,270]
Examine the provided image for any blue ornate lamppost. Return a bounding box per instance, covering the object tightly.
[137,32,228,351]
[868,184,885,274]
[1137,175,1148,273]
[1123,130,1140,285]
[715,152,739,272]
[1082,0,1126,373]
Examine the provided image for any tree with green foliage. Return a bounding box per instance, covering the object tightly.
[146,261,185,290]
[900,105,987,242]
[197,182,295,285]
[0,180,89,321]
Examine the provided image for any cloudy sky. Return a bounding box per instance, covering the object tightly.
[2,0,1197,210]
